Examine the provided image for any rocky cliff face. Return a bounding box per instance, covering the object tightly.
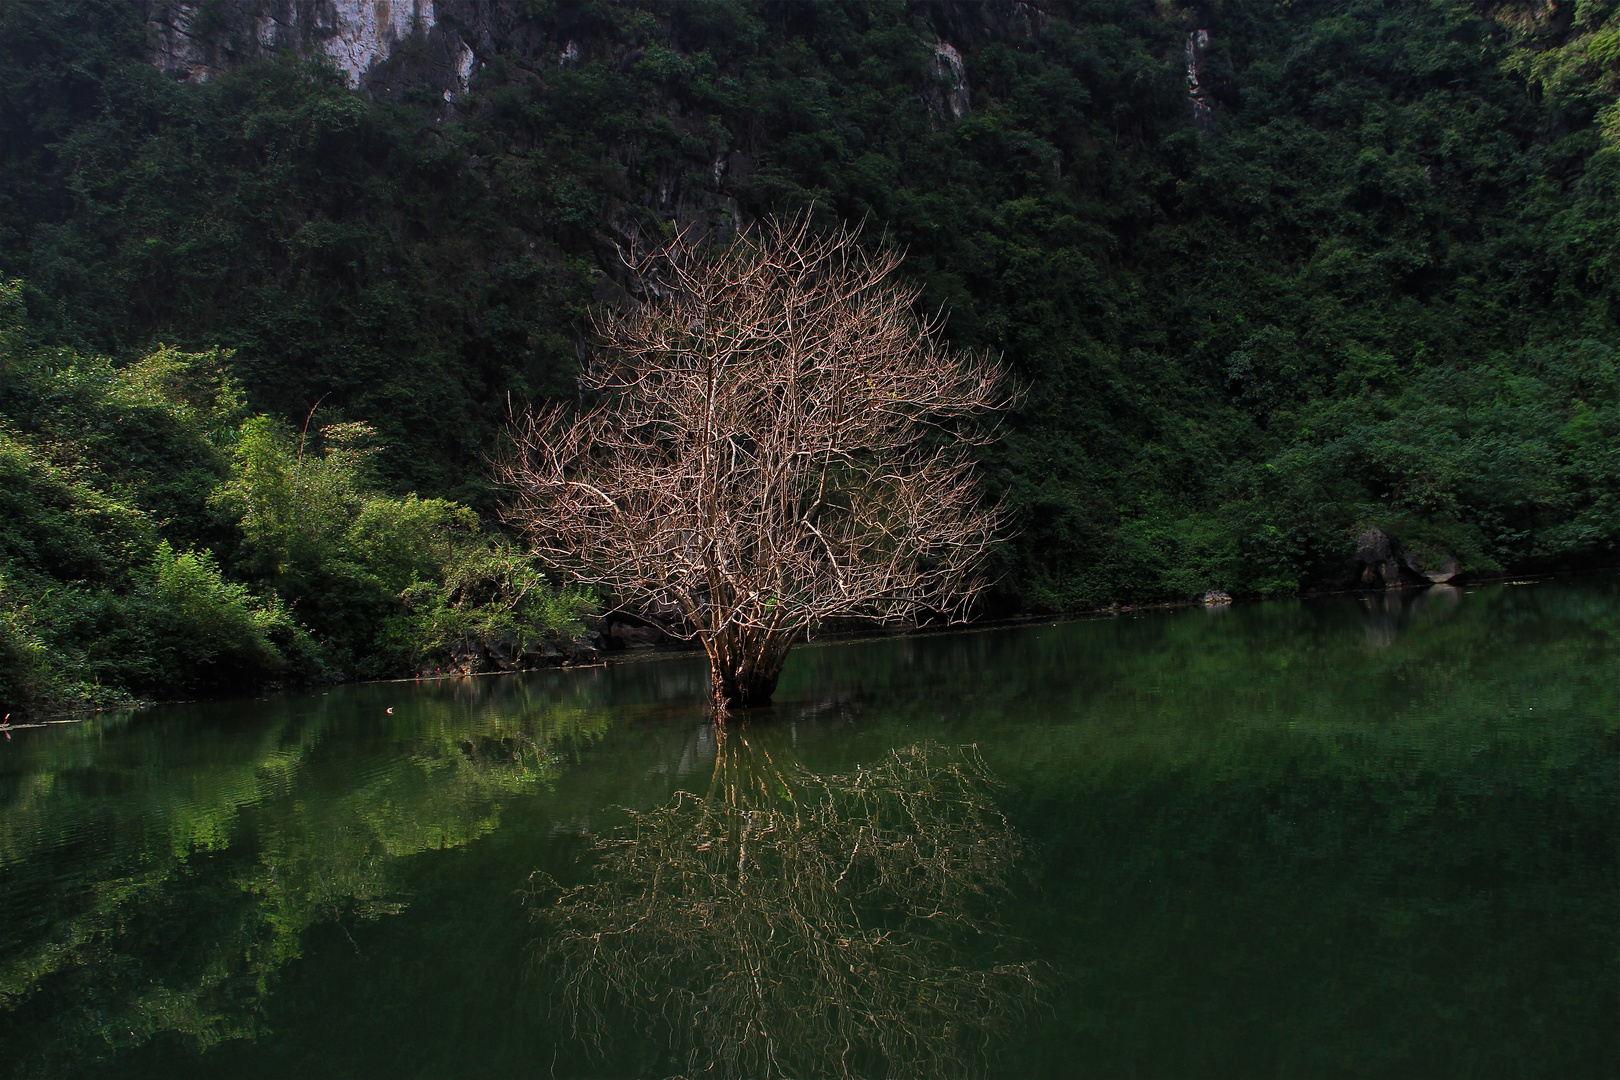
[928,41,972,121]
[143,1,1087,107]
[133,1,1209,314]
[1185,27,1213,133]
[144,0,476,102]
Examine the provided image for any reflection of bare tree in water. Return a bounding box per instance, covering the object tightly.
[532,730,1040,1079]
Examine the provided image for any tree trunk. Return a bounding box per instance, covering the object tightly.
[705,627,796,710]
[710,664,782,709]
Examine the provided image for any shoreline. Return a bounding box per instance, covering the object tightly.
[12,566,1610,727]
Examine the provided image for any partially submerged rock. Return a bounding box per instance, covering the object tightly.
[1400,544,1460,584]
[521,639,562,665]
[608,621,665,649]
[433,631,596,676]
[1357,526,1403,588]
[447,636,482,676]
[1356,526,1462,588]
[563,635,601,663]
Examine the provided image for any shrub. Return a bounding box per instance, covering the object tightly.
[387,538,594,672]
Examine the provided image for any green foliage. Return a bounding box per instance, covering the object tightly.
[208,414,592,676]
[0,575,103,718]
[389,538,594,672]
[0,424,153,585]
[114,541,309,696]
[0,0,1615,630]
[0,422,305,711]
[1273,338,1620,569]
[0,281,243,546]
[0,284,585,716]
[1050,339,1619,603]
[0,286,307,715]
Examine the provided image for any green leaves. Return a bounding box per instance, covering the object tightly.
[0,0,1614,626]
[0,295,588,714]
[388,538,593,673]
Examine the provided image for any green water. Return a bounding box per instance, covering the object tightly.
[1,577,1615,1079]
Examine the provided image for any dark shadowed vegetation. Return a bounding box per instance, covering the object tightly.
[0,0,1614,710]
[0,281,588,717]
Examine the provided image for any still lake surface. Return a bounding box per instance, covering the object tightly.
[1,576,1615,1079]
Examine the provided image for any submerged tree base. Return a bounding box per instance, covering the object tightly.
[711,678,778,710]
[705,627,796,711]
[708,663,787,711]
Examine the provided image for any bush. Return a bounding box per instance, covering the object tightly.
[214,415,469,674]
[0,581,119,719]
[0,279,598,715]
[387,538,593,673]
[111,542,314,698]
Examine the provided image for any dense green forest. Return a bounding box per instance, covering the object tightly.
[1,0,1616,715]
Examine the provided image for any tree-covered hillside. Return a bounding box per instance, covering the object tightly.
[1,0,1615,711]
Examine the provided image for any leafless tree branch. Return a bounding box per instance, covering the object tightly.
[499,215,1013,707]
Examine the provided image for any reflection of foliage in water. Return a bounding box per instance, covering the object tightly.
[782,580,1618,772]
[0,673,608,1075]
[535,733,1040,1080]
[1,582,1611,1078]
[779,580,1619,1076]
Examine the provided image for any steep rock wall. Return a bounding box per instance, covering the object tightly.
[143,0,475,101]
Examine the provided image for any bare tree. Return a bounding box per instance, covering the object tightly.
[500,216,1012,708]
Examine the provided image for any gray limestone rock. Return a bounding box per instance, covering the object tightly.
[143,0,476,103]
[1356,526,1402,589]
[609,622,665,649]
[1399,544,1460,584]
[564,635,600,664]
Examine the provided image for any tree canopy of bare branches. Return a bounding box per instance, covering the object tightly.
[500,216,1012,707]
